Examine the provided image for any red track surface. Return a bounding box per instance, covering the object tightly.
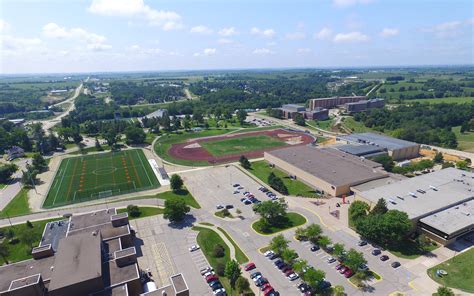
[168,129,315,164]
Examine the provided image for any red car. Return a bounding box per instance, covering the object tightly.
[339,266,348,274]
[335,264,343,270]
[284,269,294,277]
[261,283,272,291]
[244,262,256,271]
[263,287,275,296]
[206,275,218,283]
[344,269,354,278]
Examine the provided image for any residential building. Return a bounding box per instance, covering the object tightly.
[5,146,25,161]
[309,96,367,109]
[344,98,385,114]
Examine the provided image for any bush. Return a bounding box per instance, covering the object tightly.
[212,244,225,258]
[26,221,33,228]
[126,205,141,218]
[215,263,225,276]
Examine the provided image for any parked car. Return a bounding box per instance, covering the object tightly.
[380,255,389,261]
[319,280,332,290]
[327,257,337,264]
[277,262,287,270]
[250,271,262,279]
[253,274,263,282]
[260,283,272,291]
[344,269,354,278]
[213,288,226,295]
[371,249,381,256]
[358,240,368,246]
[233,184,240,187]
[243,199,252,205]
[189,245,200,252]
[391,261,401,268]
[216,205,224,210]
[287,273,299,281]
[203,271,215,277]
[264,250,274,257]
[233,190,240,194]
[310,245,320,252]
[284,269,294,277]
[335,263,344,270]
[244,262,256,271]
[200,267,213,275]
[263,287,275,296]
[339,266,348,274]
[225,205,234,209]
[256,277,268,287]
[210,281,223,290]
[298,283,310,292]
[206,275,218,282]
[237,186,244,190]
[359,263,369,271]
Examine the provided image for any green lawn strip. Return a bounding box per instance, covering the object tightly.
[427,248,474,293]
[259,246,271,253]
[200,134,286,157]
[0,184,6,189]
[385,239,438,259]
[403,97,474,104]
[0,189,31,218]
[216,226,249,264]
[247,160,319,198]
[117,206,163,220]
[252,212,307,235]
[123,188,201,209]
[215,209,234,218]
[154,129,235,166]
[69,145,111,155]
[199,222,214,226]
[192,226,253,296]
[341,117,376,133]
[453,126,474,152]
[0,218,62,265]
[308,118,335,131]
[134,149,161,187]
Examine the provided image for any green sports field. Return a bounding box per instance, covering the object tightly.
[43,149,160,208]
[200,135,286,157]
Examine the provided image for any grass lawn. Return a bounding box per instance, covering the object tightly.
[252,212,307,235]
[405,97,474,104]
[385,239,438,259]
[215,209,234,218]
[154,129,234,166]
[453,126,474,152]
[0,189,31,218]
[216,226,249,264]
[0,218,62,265]
[341,117,375,133]
[308,118,335,131]
[247,160,319,198]
[427,248,474,293]
[192,226,253,296]
[200,134,286,157]
[122,188,201,209]
[0,184,6,189]
[349,270,382,287]
[43,149,160,208]
[69,145,111,155]
[117,206,163,220]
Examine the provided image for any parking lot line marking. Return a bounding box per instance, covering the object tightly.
[408,280,418,291]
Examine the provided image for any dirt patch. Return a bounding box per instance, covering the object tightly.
[420,149,461,162]
[168,129,315,164]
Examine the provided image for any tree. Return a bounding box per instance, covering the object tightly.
[333,285,345,296]
[32,153,47,172]
[345,249,366,272]
[215,263,225,276]
[213,244,225,257]
[0,243,10,264]
[103,129,118,148]
[348,201,369,226]
[456,160,470,170]
[268,172,288,195]
[293,113,306,126]
[239,155,251,169]
[269,234,289,255]
[304,268,325,287]
[0,164,18,183]
[163,199,190,222]
[224,260,241,289]
[433,152,444,163]
[436,286,454,296]
[236,110,247,126]
[253,199,287,226]
[305,223,322,243]
[126,205,141,218]
[295,227,307,241]
[317,235,332,249]
[95,137,103,151]
[281,248,298,265]
[124,125,146,144]
[26,220,33,228]
[235,277,250,293]
[370,198,388,216]
[20,165,38,188]
[380,210,412,242]
[333,243,345,258]
[292,259,309,275]
[170,174,184,192]
[373,155,395,172]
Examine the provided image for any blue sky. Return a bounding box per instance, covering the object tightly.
[1,0,473,73]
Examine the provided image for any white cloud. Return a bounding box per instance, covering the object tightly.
[250,27,276,38]
[314,27,332,39]
[421,20,467,38]
[333,0,374,8]
[252,48,273,55]
[88,0,183,30]
[267,41,277,47]
[42,23,110,50]
[0,19,11,33]
[297,48,311,54]
[218,38,233,44]
[333,31,369,42]
[380,28,399,37]
[285,32,306,40]
[1,35,43,55]
[190,25,213,34]
[218,27,237,36]
[194,48,217,57]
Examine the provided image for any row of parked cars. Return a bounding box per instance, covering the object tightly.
[248,270,280,296]
[200,267,227,296]
[358,240,401,268]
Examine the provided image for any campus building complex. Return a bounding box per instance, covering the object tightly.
[353,168,474,245]
[344,98,385,114]
[309,96,367,109]
[264,146,388,197]
[280,104,329,120]
[0,209,189,296]
[337,132,420,160]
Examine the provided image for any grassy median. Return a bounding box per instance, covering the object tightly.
[252,212,307,235]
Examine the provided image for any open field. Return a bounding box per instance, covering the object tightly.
[0,189,31,218]
[427,248,474,293]
[453,126,474,152]
[404,97,474,104]
[341,117,376,133]
[43,149,160,208]
[168,128,314,165]
[117,206,163,220]
[247,160,319,198]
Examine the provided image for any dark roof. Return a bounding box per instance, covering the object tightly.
[68,208,117,232]
[0,256,55,293]
[266,146,387,187]
[339,133,419,150]
[336,144,385,156]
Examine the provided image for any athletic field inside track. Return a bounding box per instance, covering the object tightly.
[43,149,160,208]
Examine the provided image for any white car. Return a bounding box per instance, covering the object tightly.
[213,288,226,295]
[327,257,336,264]
[203,271,215,277]
[252,274,263,282]
[189,245,200,252]
[288,273,299,281]
[216,205,224,209]
[264,250,274,257]
[200,267,213,275]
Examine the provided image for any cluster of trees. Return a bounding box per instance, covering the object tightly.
[268,172,288,195]
[0,163,17,184]
[253,199,288,231]
[266,107,283,119]
[349,199,412,245]
[293,113,306,126]
[0,120,32,153]
[21,153,47,187]
[239,155,251,169]
[110,81,184,105]
[372,155,435,175]
[353,103,474,148]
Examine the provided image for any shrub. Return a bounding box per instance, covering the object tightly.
[212,244,225,258]
[126,205,141,218]
[216,263,225,276]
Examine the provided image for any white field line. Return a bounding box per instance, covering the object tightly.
[135,149,153,186]
[52,158,70,206]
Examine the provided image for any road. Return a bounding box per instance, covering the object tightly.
[0,158,29,211]
[28,82,83,133]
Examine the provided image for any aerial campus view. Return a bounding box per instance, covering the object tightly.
[0,1,473,296]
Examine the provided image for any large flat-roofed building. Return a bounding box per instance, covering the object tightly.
[337,132,420,160]
[344,98,385,114]
[264,146,388,197]
[280,104,329,121]
[335,144,387,159]
[309,96,367,109]
[353,168,474,245]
